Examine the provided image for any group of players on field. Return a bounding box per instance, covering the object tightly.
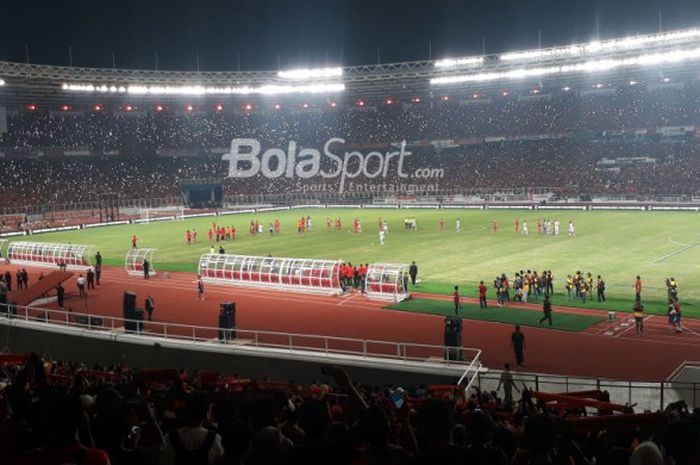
[513,218,575,236]
[492,271,555,306]
[565,272,606,303]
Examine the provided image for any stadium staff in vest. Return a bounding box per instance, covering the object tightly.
[409,261,418,286]
[143,259,150,280]
[160,393,224,465]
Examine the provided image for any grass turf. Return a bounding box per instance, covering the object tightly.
[9,208,700,317]
[388,298,605,332]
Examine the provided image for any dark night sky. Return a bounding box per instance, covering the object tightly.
[2,0,700,71]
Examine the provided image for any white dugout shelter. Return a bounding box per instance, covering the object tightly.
[7,241,92,268]
[365,263,410,302]
[125,248,157,276]
[198,254,343,295]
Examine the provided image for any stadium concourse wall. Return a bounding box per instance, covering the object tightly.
[2,199,700,238]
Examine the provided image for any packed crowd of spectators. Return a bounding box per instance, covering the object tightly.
[2,84,700,150]
[2,84,700,211]
[0,352,698,465]
[3,139,700,211]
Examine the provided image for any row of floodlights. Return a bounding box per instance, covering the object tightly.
[25,99,411,113]
[435,27,700,69]
[61,81,345,95]
[27,78,680,113]
[432,48,700,85]
[56,48,700,95]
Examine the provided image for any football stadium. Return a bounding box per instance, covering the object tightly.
[1,2,700,463]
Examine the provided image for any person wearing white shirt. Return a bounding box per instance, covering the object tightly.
[76,274,86,297]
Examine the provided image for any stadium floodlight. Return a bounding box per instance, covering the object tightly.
[434,56,484,68]
[431,46,700,85]
[500,27,700,63]
[62,82,345,95]
[278,67,343,80]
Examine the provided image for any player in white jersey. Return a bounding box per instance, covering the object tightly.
[383,220,388,234]
[379,229,386,246]
[554,220,560,236]
[522,220,528,236]
[568,221,575,237]
[456,219,461,232]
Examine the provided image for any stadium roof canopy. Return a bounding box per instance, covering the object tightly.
[3,26,700,107]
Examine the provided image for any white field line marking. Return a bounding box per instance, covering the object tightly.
[615,315,653,338]
[650,241,698,264]
[337,293,359,305]
[681,323,700,338]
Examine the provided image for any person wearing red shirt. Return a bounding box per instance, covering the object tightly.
[478,281,488,308]
[185,230,192,245]
[453,286,461,315]
[357,264,367,293]
[231,226,236,240]
[346,263,355,290]
[207,228,213,242]
[131,234,138,249]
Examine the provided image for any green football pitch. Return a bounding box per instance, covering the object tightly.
[10,208,700,317]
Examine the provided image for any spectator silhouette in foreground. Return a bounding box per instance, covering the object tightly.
[159,392,224,465]
[16,387,111,465]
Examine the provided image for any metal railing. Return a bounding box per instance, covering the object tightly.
[2,303,698,409]
[0,303,482,384]
[474,371,700,412]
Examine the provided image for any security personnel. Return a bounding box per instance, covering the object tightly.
[409,261,418,286]
[597,275,606,302]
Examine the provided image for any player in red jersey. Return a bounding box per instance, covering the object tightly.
[492,220,498,235]
[185,230,192,245]
[207,228,213,242]
[439,218,445,232]
[131,234,138,248]
[514,218,520,234]
[274,218,281,234]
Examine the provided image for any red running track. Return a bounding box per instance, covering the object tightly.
[4,264,700,381]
